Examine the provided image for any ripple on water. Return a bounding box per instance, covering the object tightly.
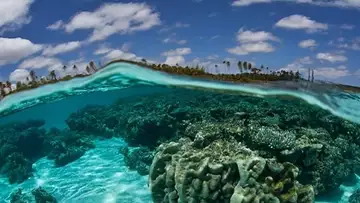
[0,138,152,203]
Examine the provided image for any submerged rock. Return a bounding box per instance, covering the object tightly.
[1,152,33,184]
[120,146,154,175]
[44,129,95,167]
[9,187,57,203]
[349,189,360,203]
[10,189,31,203]
[32,187,57,203]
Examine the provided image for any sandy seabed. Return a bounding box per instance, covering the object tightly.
[0,138,152,203]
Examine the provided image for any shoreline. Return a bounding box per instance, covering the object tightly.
[1,59,360,100]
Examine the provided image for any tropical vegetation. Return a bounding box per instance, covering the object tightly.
[1,57,354,100]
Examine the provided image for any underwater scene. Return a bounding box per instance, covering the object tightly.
[2,0,360,202]
[1,62,360,203]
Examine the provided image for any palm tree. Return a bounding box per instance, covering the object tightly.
[16,81,22,89]
[89,61,97,72]
[30,70,36,81]
[237,61,243,74]
[49,70,57,81]
[73,65,78,74]
[243,61,248,72]
[261,65,264,73]
[266,67,269,74]
[248,63,252,73]
[311,69,315,82]
[0,88,5,98]
[6,81,11,91]
[290,70,294,80]
[86,66,91,74]
[226,61,230,68]
[62,65,67,71]
[141,58,147,63]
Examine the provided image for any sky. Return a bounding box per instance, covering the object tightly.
[0,0,360,86]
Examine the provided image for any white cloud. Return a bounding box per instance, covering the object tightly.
[280,57,314,80]
[316,52,348,63]
[93,44,142,63]
[298,39,317,49]
[47,20,64,30]
[162,48,192,56]
[9,68,30,82]
[232,0,360,8]
[0,0,34,33]
[210,35,220,40]
[162,36,187,45]
[228,28,278,55]
[104,50,138,61]
[208,12,217,18]
[94,46,112,55]
[165,56,185,66]
[275,15,328,32]
[174,22,190,28]
[158,22,190,33]
[0,37,42,65]
[227,41,275,55]
[330,37,360,51]
[63,3,161,42]
[18,56,63,70]
[340,24,355,30]
[207,54,219,60]
[64,58,89,76]
[236,28,279,43]
[42,41,82,56]
[314,65,350,79]
[298,56,313,65]
[121,42,132,52]
[162,48,192,66]
[232,0,271,6]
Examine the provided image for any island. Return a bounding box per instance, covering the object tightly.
[0,58,358,100]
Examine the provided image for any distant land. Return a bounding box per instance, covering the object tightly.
[0,58,359,100]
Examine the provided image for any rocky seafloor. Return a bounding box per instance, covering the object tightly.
[1,88,360,202]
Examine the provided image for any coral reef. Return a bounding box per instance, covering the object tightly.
[349,189,360,203]
[44,128,95,167]
[10,189,31,203]
[9,187,57,203]
[149,138,314,203]
[62,89,360,196]
[119,146,154,175]
[66,105,115,138]
[1,152,33,184]
[0,120,96,183]
[3,87,360,200]
[0,120,47,183]
[32,187,57,203]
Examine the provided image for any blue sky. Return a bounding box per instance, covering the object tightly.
[0,0,360,86]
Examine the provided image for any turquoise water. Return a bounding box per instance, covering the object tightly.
[1,62,360,203]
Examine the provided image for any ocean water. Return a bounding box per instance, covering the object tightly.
[1,62,360,203]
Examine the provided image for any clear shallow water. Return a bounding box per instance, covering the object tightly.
[1,62,360,124]
[1,62,360,203]
[0,138,151,203]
